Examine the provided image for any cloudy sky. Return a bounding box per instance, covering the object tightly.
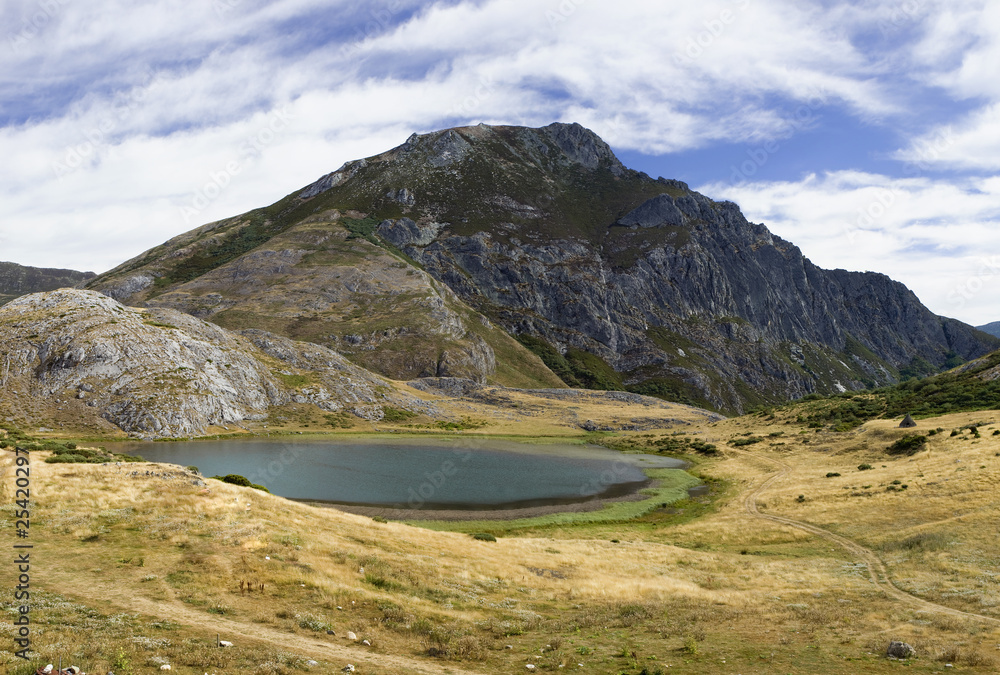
[1,0,998,325]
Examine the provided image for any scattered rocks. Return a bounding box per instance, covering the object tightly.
[341,666,355,673]
[219,640,233,648]
[362,639,371,646]
[346,631,357,641]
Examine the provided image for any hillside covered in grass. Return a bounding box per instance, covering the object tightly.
[768,348,1000,432]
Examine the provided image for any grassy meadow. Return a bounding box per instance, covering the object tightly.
[4,394,1000,673]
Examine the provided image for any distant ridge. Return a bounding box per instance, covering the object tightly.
[979,322,1000,339]
[0,260,95,306]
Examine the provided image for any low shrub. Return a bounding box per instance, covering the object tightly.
[886,435,927,456]
[471,533,497,542]
[209,474,270,492]
[858,463,874,471]
[729,436,763,447]
[382,406,417,422]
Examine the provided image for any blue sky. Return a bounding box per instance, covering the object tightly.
[1,0,998,325]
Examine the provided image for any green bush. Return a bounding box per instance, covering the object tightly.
[471,532,497,542]
[729,436,763,447]
[382,406,417,422]
[825,472,841,478]
[886,435,927,456]
[210,474,269,492]
[215,473,251,486]
[858,463,874,471]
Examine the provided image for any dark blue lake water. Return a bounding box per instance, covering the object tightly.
[107,437,686,510]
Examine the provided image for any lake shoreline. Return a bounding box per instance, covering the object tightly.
[305,475,685,522]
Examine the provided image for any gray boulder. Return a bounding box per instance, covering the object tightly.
[886,641,915,659]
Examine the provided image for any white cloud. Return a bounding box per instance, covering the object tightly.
[1,0,1000,340]
[896,103,1000,171]
[700,171,1000,325]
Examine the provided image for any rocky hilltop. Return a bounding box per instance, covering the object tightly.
[87,123,1000,413]
[0,260,95,306]
[0,289,435,437]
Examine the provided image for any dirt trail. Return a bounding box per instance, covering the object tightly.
[735,448,1000,626]
[42,567,485,675]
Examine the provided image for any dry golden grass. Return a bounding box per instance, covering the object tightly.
[5,408,1000,672]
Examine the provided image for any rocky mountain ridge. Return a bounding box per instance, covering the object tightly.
[0,260,95,305]
[86,122,1000,413]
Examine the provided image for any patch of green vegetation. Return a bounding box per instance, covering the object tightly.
[209,474,270,492]
[342,216,380,244]
[470,532,497,542]
[382,406,418,422]
[278,372,312,388]
[729,436,763,447]
[886,434,928,456]
[323,412,355,429]
[649,435,718,456]
[155,210,283,287]
[625,377,703,408]
[899,355,937,381]
[783,348,1000,429]
[433,418,486,431]
[515,334,582,387]
[518,333,660,395]
[564,347,622,390]
[40,442,140,464]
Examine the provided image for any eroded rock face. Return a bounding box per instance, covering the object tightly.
[0,290,432,437]
[380,184,998,411]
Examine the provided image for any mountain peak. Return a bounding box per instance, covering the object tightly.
[87,121,1000,414]
[383,121,624,174]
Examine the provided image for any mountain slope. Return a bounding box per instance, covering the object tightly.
[0,260,95,305]
[87,123,1000,413]
[979,321,1000,338]
[786,346,1000,431]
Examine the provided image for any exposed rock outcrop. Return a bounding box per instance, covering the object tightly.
[0,289,431,437]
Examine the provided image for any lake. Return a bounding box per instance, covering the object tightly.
[107,436,687,510]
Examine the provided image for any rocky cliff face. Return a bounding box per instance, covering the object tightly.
[0,289,435,437]
[0,261,95,305]
[87,123,1000,413]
